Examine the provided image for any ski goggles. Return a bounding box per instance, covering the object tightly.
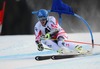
[38,16,47,21]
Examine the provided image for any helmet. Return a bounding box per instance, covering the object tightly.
[37,9,48,21]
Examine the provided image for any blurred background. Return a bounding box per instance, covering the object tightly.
[0,0,100,35]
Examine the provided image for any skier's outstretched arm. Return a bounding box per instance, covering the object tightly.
[34,25,44,51]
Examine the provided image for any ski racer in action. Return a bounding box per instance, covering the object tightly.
[34,9,86,54]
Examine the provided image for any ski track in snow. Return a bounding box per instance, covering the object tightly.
[0,32,100,69]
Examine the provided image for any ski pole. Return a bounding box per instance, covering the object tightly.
[44,48,52,50]
[41,38,100,46]
[64,40,100,46]
[49,39,100,46]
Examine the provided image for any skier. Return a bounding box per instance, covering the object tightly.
[34,9,85,54]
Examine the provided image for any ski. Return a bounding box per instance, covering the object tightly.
[35,54,80,61]
[51,54,80,60]
[35,55,52,61]
[35,50,92,61]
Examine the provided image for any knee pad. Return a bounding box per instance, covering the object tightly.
[58,41,65,47]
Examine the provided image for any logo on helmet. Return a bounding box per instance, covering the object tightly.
[38,12,43,17]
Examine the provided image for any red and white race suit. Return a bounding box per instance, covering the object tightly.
[34,16,76,52]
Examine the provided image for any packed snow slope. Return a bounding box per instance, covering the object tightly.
[0,32,100,69]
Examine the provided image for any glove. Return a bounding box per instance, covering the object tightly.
[45,33,51,39]
[37,43,44,51]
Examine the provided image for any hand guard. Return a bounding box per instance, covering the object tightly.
[37,43,44,51]
[44,28,59,39]
[45,33,51,39]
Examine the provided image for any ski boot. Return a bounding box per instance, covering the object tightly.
[75,45,87,54]
[57,47,71,55]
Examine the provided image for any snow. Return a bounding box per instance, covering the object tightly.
[0,32,100,69]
